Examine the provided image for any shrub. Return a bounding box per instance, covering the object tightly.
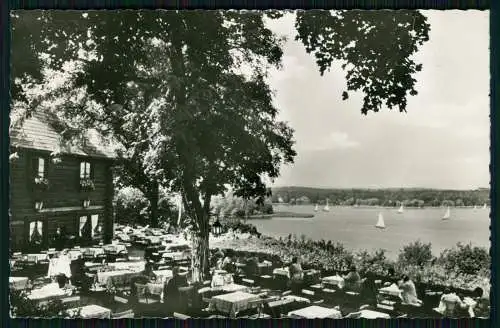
[260,203,274,214]
[114,187,149,225]
[438,242,490,276]
[355,249,389,276]
[398,240,434,268]
[114,187,175,226]
[10,289,80,318]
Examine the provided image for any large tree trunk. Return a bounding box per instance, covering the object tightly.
[190,230,210,283]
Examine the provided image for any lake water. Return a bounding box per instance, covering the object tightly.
[250,205,490,260]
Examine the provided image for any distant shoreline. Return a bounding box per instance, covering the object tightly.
[248,211,315,219]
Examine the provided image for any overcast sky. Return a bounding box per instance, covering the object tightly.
[266,10,490,190]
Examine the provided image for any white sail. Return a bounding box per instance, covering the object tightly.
[397,205,404,214]
[375,212,385,229]
[442,207,451,220]
[483,203,487,209]
[323,199,330,212]
[314,204,319,212]
[474,205,477,211]
[278,197,284,203]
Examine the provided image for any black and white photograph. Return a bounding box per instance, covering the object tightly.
[9,9,490,319]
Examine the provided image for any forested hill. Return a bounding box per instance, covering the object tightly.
[271,186,490,207]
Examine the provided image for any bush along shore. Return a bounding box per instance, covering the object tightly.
[211,223,490,294]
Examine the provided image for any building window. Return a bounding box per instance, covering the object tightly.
[80,162,91,179]
[34,157,49,187]
[79,216,91,238]
[37,158,45,178]
[91,214,100,237]
[28,220,43,245]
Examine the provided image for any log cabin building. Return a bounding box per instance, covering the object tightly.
[9,111,116,252]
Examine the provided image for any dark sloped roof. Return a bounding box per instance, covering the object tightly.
[10,110,116,159]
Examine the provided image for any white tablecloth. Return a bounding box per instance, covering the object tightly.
[288,305,342,319]
[153,269,173,283]
[67,304,111,318]
[322,275,345,288]
[273,267,290,278]
[358,309,391,319]
[96,270,137,286]
[109,261,145,272]
[47,256,72,278]
[9,277,29,290]
[379,284,403,298]
[28,283,69,301]
[26,253,49,263]
[209,291,261,317]
[67,250,83,260]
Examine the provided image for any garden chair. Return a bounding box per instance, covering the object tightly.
[135,283,159,305]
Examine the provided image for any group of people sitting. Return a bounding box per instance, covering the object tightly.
[287,256,489,318]
[130,262,190,314]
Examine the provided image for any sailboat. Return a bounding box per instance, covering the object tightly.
[375,212,385,229]
[323,199,330,212]
[314,204,319,212]
[483,203,487,209]
[442,207,451,220]
[474,205,477,211]
[397,205,404,214]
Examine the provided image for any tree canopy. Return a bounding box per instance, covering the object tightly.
[10,10,431,280]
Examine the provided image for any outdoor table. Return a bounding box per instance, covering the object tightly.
[358,309,391,319]
[209,291,261,318]
[288,305,342,319]
[379,284,403,298]
[27,253,49,263]
[28,283,69,302]
[47,256,72,278]
[9,277,29,290]
[322,275,345,288]
[96,270,139,286]
[109,261,145,272]
[153,269,173,283]
[285,295,311,304]
[67,250,82,260]
[214,283,249,293]
[84,247,105,258]
[67,304,111,319]
[272,267,289,278]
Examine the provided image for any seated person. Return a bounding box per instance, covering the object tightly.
[288,256,304,294]
[221,254,235,273]
[471,287,490,318]
[140,261,158,282]
[70,254,93,291]
[436,287,470,318]
[163,267,189,313]
[343,265,362,293]
[398,275,422,306]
